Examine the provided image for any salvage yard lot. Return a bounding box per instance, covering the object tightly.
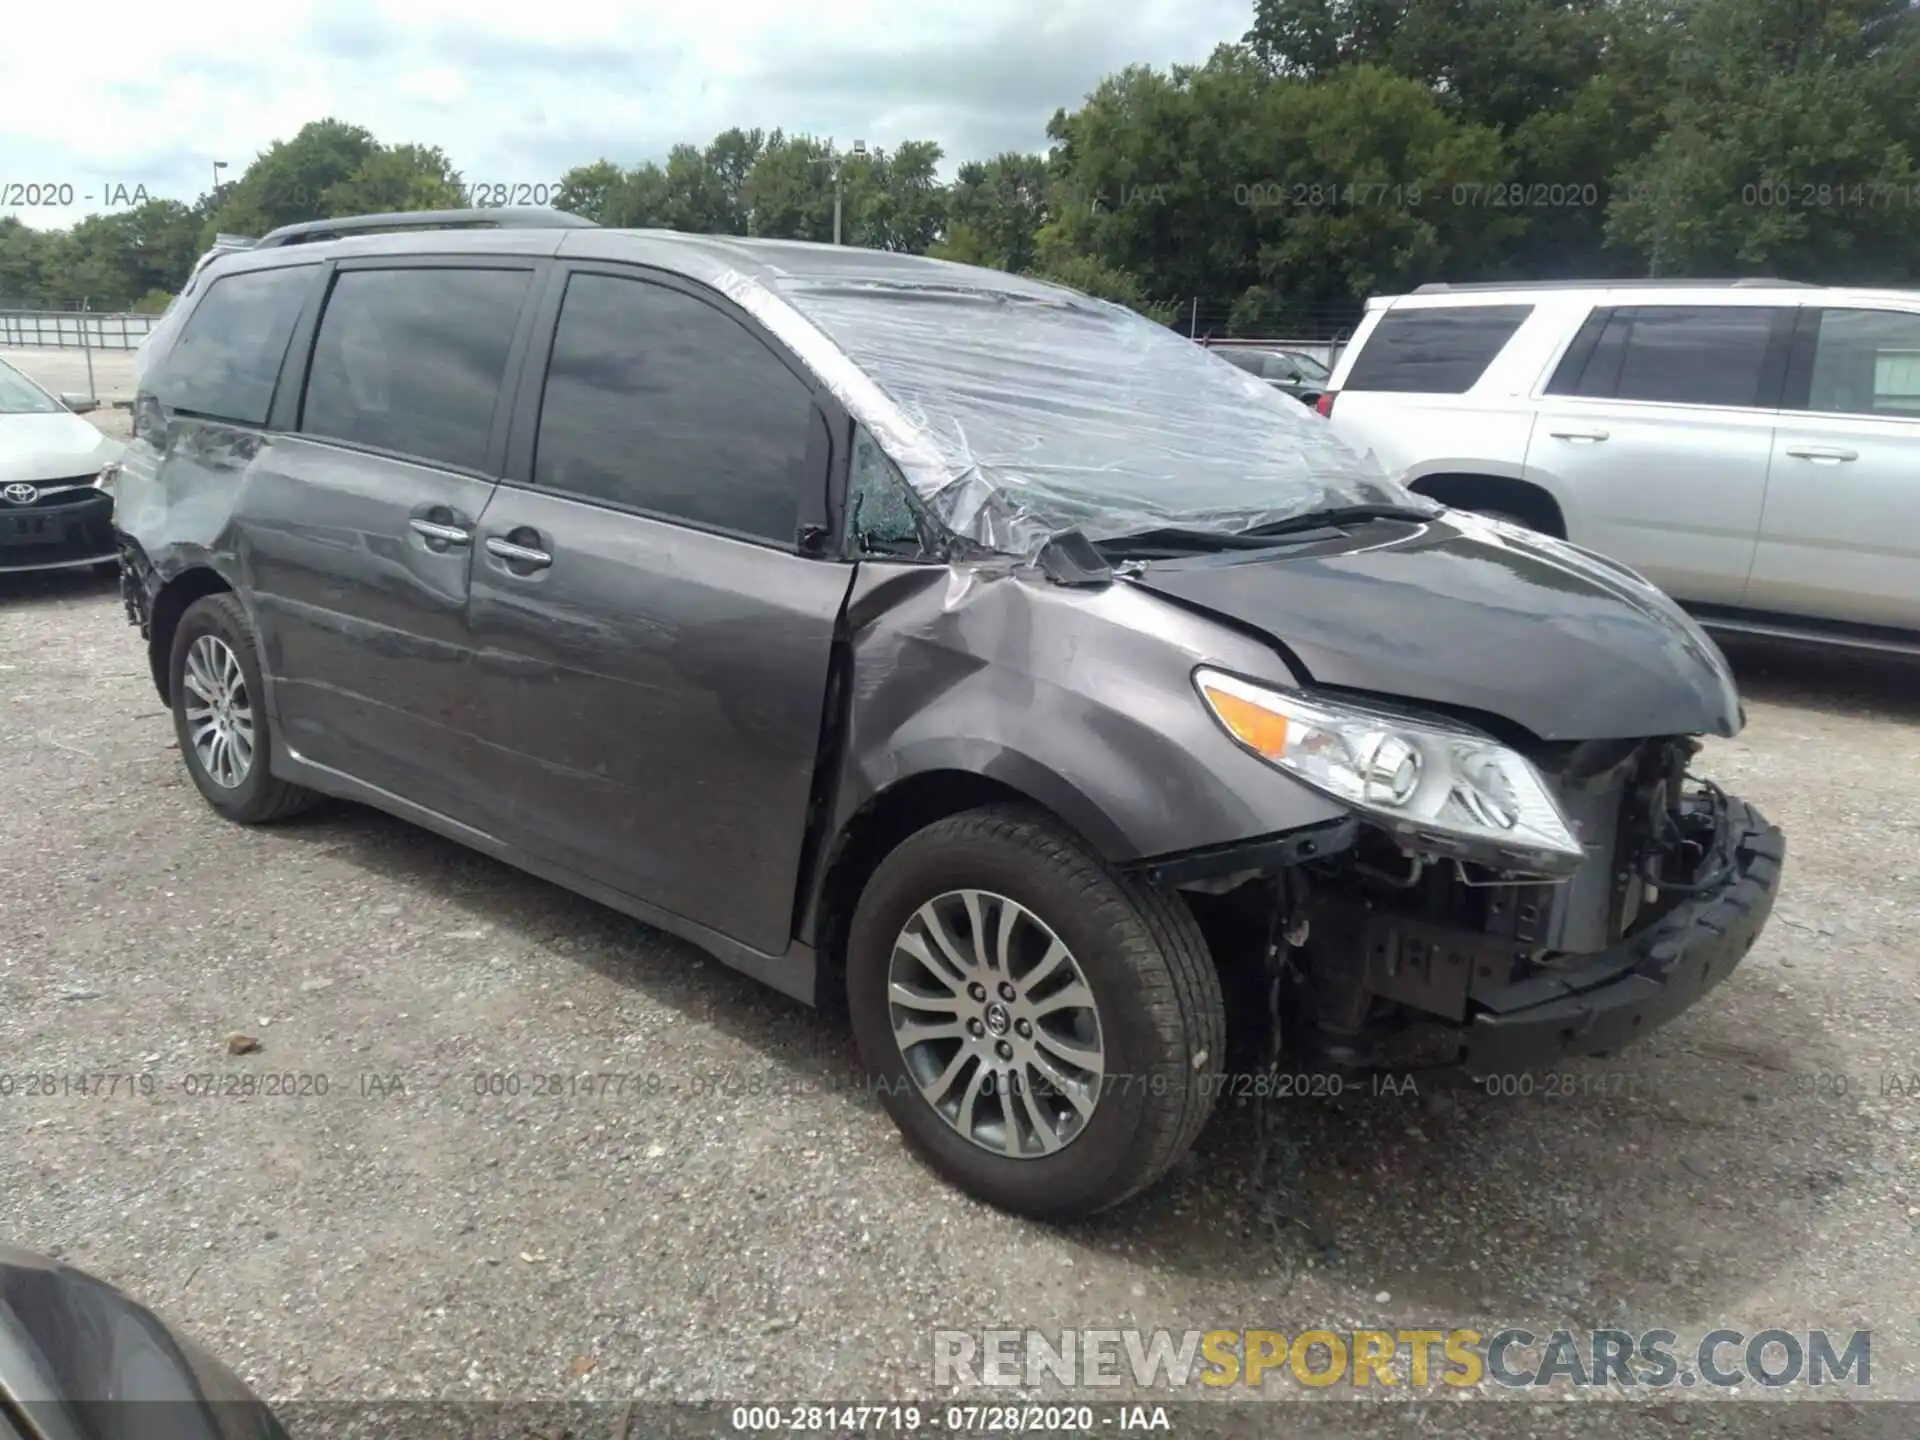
[2,566,1919,1424]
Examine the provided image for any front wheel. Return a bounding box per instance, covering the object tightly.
[846,805,1225,1218]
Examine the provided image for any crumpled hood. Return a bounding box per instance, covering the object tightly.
[0,411,122,485]
[1125,511,1743,742]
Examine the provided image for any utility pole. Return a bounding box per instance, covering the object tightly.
[211,160,227,200]
[834,139,867,245]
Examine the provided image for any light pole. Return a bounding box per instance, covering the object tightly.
[833,139,866,246]
[211,160,227,200]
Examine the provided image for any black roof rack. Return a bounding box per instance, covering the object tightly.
[1411,278,1815,293]
[253,207,598,249]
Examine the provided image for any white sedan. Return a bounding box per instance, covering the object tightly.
[0,356,124,574]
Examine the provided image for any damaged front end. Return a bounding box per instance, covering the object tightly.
[1157,729,1784,1082]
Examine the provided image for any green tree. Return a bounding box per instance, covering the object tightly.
[937,153,1052,271]
[841,140,947,251]
[210,118,381,236]
[1607,0,1920,279]
[555,160,629,223]
[741,132,838,239]
[319,143,465,215]
[1037,51,1513,329]
[0,217,48,303]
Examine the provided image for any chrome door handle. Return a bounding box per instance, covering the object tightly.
[409,518,471,545]
[1548,428,1609,442]
[1785,446,1857,462]
[485,536,552,569]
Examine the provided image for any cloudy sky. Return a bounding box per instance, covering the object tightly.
[2,0,1254,231]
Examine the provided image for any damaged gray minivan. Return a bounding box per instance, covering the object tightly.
[113,209,1785,1217]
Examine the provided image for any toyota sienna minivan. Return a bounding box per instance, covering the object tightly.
[112,208,1786,1217]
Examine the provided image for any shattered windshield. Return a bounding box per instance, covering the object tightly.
[773,279,1419,559]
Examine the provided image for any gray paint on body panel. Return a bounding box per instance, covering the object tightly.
[825,559,1350,866]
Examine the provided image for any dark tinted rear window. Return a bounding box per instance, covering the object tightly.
[153,265,315,425]
[1610,307,1779,407]
[1343,305,1533,393]
[300,267,532,472]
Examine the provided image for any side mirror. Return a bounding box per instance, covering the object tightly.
[61,392,99,414]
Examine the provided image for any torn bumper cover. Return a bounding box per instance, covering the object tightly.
[1380,796,1785,1077]
[118,533,158,636]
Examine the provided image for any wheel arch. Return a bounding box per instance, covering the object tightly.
[1407,471,1568,536]
[801,750,1140,978]
[147,566,235,705]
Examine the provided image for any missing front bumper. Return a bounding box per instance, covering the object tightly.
[1361,795,1785,1075]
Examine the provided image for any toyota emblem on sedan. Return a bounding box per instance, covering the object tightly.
[2,483,38,505]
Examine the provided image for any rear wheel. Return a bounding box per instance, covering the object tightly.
[169,593,320,824]
[846,805,1224,1218]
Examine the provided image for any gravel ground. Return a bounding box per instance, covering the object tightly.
[1,431,1917,1434]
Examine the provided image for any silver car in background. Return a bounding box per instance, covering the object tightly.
[0,356,123,574]
[1323,280,1920,657]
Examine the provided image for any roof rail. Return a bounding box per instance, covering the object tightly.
[253,207,598,249]
[1410,278,1816,293]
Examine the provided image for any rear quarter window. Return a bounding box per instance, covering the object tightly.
[1343,305,1534,394]
[150,265,315,425]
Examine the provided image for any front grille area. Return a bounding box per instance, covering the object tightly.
[3,478,102,507]
[0,486,115,567]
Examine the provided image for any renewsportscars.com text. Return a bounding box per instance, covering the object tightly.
[934,1327,1871,1390]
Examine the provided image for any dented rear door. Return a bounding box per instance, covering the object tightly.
[236,259,542,821]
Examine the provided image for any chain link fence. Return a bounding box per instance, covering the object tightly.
[1172,300,1366,370]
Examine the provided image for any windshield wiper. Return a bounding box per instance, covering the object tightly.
[1233,503,1440,538]
[1091,526,1333,560]
[1090,505,1438,561]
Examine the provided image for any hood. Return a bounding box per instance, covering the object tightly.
[0,1246,286,1440]
[1124,511,1742,742]
[0,413,122,486]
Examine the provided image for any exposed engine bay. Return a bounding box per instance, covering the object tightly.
[1177,735,1773,1078]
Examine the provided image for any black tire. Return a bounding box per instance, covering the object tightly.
[846,804,1225,1218]
[169,593,320,824]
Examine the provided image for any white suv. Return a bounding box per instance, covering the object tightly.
[1323,280,1920,656]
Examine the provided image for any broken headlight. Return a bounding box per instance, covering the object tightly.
[1194,667,1586,875]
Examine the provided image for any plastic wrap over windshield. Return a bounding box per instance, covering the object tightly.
[716,271,1416,561]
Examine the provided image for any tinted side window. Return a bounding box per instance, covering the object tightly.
[1544,308,1611,395]
[1218,350,1265,375]
[1609,307,1777,407]
[1343,305,1533,393]
[533,273,816,544]
[301,267,532,472]
[1803,308,1920,417]
[153,265,314,425]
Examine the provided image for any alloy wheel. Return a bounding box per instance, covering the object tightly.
[181,634,255,789]
[887,889,1106,1158]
